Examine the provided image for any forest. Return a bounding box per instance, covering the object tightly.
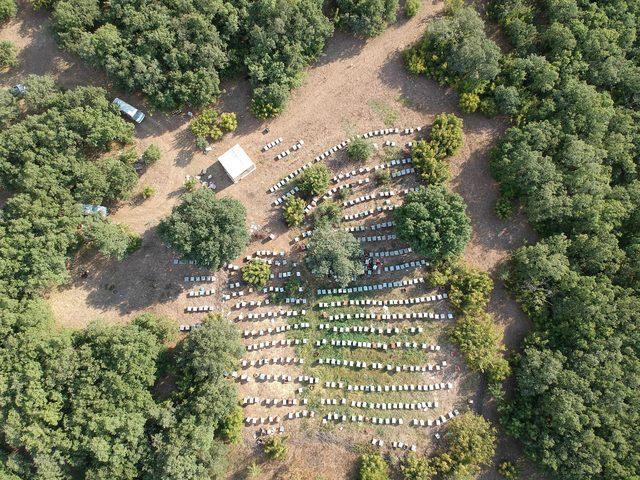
[405,1,640,479]
[0,79,245,479]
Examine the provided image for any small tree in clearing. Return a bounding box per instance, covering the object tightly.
[298,163,330,196]
[263,435,287,461]
[347,137,374,162]
[358,453,389,480]
[242,259,271,288]
[283,195,305,226]
[305,226,363,287]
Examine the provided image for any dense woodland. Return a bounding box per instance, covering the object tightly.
[0,80,244,479]
[406,2,640,479]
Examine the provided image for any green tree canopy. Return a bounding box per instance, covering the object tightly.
[159,189,249,269]
[305,226,364,286]
[395,186,471,262]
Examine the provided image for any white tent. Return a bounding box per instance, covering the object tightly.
[218,144,256,183]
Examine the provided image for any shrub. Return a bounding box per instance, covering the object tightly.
[219,406,244,444]
[336,0,399,37]
[218,112,237,132]
[404,0,420,18]
[250,83,290,119]
[440,412,497,478]
[429,113,464,158]
[82,216,140,261]
[263,435,287,461]
[298,163,330,196]
[141,186,156,199]
[184,178,199,192]
[305,226,364,286]
[495,195,514,220]
[336,186,351,201]
[313,201,343,227]
[373,168,391,186]
[412,140,449,185]
[0,0,16,23]
[395,186,471,262]
[459,92,480,113]
[347,137,374,162]
[283,195,306,227]
[242,259,271,288]
[0,41,18,70]
[158,188,249,269]
[358,453,389,480]
[141,144,161,166]
[448,264,493,314]
[498,460,519,479]
[450,313,510,383]
[401,452,436,480]
[190,109,237,142]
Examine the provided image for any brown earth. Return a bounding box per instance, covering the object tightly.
[0,0,543,478]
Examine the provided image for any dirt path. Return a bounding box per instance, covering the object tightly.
[1,1,539,478]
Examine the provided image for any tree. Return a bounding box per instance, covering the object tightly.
[298,163,331,196]
[0,41,18,70]
[305,226,363,286]
[395,186,471,262]
[242,259,271,288]
[158,188,249,269]
[440,412,497,478]
[313,201,343,227]
[141,144,161,166]
[401,452,436,480]
[0,0,16,23]
[283,195,306,227]
[337,0,398,37]
[82,215,140,260]
[347,137,374,162]
[358,453,389,480]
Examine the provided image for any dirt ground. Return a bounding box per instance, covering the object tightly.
[0,1,542,478]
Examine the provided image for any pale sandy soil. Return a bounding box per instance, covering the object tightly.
[0,1,543,478]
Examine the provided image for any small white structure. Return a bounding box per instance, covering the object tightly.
[218,144,256,183]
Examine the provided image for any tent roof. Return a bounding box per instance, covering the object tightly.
[218,144,255,182]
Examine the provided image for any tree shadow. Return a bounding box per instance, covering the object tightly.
[73,227,188,315]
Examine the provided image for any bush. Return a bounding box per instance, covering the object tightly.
[412,140,449,185]
[218,112,237,132]
[305,226,364,286]
[263,435,287,461]
[283,195,306,227]
[459,92,480,113]
[347,137,374,162]
[495,195,514,220]
[498,460,519,480]
[401,452,436,480]
[404,0,420,18]
[439,412,497,478]
[395,186,471,262]
[373,168,391,186]
[298,163,330,196]
[219,406,244,444]
[0,0,16,23]
[447,264,493,314]
[242,259,271,288]
[250,83,290,119]
[429,113,464,158]
[158,188,249,269]
[184,178,199,192]
[191,109,236,142]
[0,41,18,70]
[358,453,389,480]
[141,186,156,199]
[82,216,140,261]
[450,313,510,383]
[337,0,399,37]
[313,201,343,227]
[141,144,161,166]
